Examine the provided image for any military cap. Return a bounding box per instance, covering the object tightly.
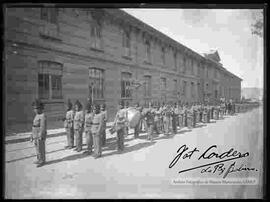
[94,103,100,110]
[74,100,82,109]
[85,101,92,111]
[32,99,44,110]
[67,99,73,110]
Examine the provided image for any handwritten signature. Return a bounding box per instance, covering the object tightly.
[169,144,258,178]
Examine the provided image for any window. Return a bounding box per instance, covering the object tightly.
[121,72,132,98]
[51,75,62,99]
[182,81,187,96]
[191,59,194,75]
[214,68,217,78]
[206,83,209,92]
[91,24,102,50]
[183,57,187,73]
[160,77,166,91]
[191,82,195,97]
[206,67,209,78]
[197,83,200,98]
[89,68,104,99]
[145,40,151,63]
[144,75,151,97]
[161,47,165,65]
[174,52,177,69]
[123,30,131,57]
[38,61,63,100]
[40,8,58,24]
[173,79,177,94]
[38,74,50,99]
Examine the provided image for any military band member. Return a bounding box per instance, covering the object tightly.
[134,103,142,138]
[100,104,107,146]
[31,99,47,167]
[63,99,75,149]
[183,102,189,127]
[91,104,103,158]
[171,103,178,134]
[125,101,129,136]
[163,105,171,135]
[73,100,84,152]
[114,101,128,152]
[84,102,94,155]
[145,102,155,141]
[178,104,184,129]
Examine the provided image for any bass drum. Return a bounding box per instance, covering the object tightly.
[125,107,141,128]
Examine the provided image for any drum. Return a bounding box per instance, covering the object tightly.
[126,107,141,128]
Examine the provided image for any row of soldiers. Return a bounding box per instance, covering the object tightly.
[30,98,236,167]
[133,100,236,142]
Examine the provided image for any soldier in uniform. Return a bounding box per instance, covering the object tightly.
[171,103,178,134]
[91,104,103,158]
[31,99,47,167]
[84,102,94,155]
[163,104,171,135]
[178,103,184,129]
[125,101,129,136]
[145,102,155,141]
[134,102,142,138]
[73,100,84,152]
[100,104,107,146]
[113,101,128,152]
[63,99,75,149]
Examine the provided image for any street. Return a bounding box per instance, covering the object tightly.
[5,106,264,199]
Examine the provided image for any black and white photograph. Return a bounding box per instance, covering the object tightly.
[3,4,265,199]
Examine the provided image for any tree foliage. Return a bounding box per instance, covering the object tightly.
[251,10,263,38]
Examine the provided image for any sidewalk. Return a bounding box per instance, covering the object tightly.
[5,122,115,145]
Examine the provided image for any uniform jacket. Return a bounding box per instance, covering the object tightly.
[74,110,84,130]
[84,112,94,132]
[64,110,75,128]
[114,109,128,130]
[32,113,47,140]
[91,113,103,135]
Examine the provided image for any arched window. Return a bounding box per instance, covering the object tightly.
[38,61,63,100]
[91,23,102,50]
[145,40,151,62]
[121,72,132,98]
[89,68,104,99]
[144,75,151,97]
[123,30,131,57]
[161,47,166,65]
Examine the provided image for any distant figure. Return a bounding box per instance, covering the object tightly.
[100,104,107,146]
[63,99,75,149]
[113,101,128,152]
[84,102,94,155]
[73,100,84,152]
[31,99,47,167]
[91,104,103,158]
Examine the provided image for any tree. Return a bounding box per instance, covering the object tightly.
[251,10,263,38]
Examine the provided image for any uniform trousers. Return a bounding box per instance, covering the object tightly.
[93,132,102,156]
[147,124,154,141]
[34,138,46,163]
[164,117,171,135]
[117,128,125,151]
[85,130,93,152]
[134,121,140,138]
[101,123,106,146]
[74,128,83,151]
[66,127,74,147]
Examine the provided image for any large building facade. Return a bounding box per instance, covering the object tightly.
[5,7,242,133]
